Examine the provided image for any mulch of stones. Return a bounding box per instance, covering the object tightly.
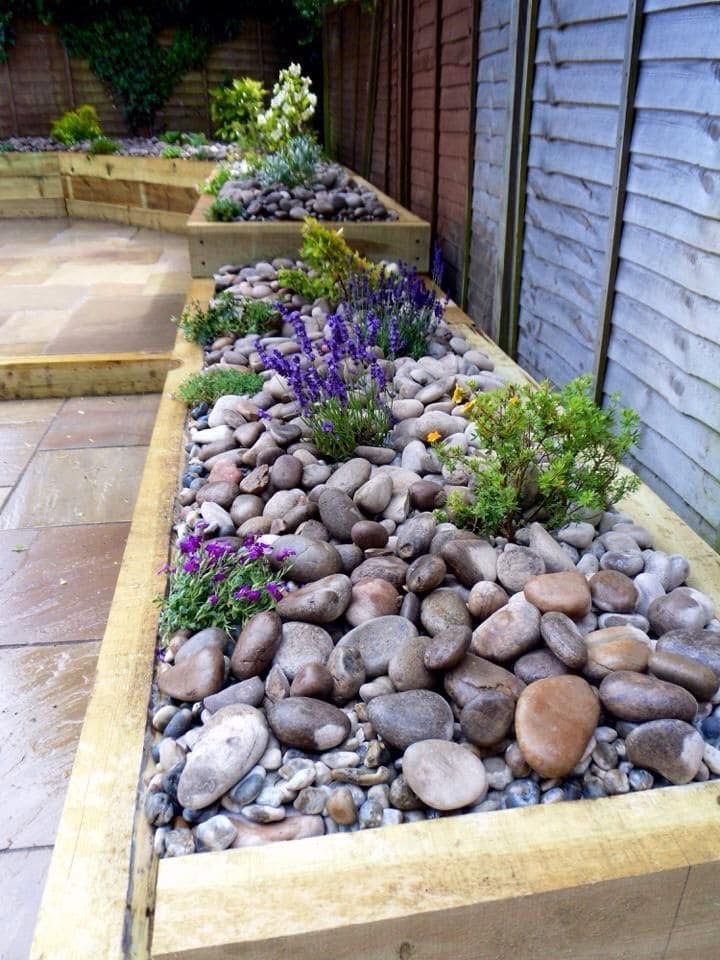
[144,263,720,858]
[216,164,397,222]
[0,136,230,159]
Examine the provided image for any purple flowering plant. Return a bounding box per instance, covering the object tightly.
[343,247,446,360]
[156,527,290,640]
[255,304,392,460]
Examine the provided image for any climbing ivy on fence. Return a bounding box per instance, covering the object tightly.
[0,1,318,133]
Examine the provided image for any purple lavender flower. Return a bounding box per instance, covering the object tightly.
[321,419,334,433]
[208,593,219,605]
[178,533,202,555]
[182,557,200,573]
[245,588,261,602]
[265,582,284,601]
[204,541,234,560]
[274,547,296,562]
[213,571,227,582]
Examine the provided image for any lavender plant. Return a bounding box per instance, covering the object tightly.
[344,250,445,360]
[157,529,289,639]
[255,306,392,460]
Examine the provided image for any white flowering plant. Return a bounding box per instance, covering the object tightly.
[256,63,317,148]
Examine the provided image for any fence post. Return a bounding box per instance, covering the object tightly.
[592,0,644,403]
[504,0,539,359]
[430,0,442,239]
[6,55,20,136]
[361,0,383,179]
[460,0,481,311]
[63,46,76,110]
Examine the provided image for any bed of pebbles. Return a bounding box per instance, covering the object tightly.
[0,135,230,159]
[144,263,720,858]
[215,165,396,222]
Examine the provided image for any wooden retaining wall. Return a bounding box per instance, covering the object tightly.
[28,285,720,960]
[0,18,287,138]
[323,0,720,550]
[0,153,214,232]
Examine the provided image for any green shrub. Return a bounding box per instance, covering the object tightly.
[202,164,234,195]
[177,367,264,407]
[210,77,266,143]
[159,130,182,144]
[256,63,317,148]
[0,141,14,153]
[50,104,102,145]
[205,197,244,222]
[434,376,641,539]
[160,144,183,159]
[183,131,208,147]
[172,291,279,344]
[255,134,321,188]
[86,135,119,156]
[278,217,378,302]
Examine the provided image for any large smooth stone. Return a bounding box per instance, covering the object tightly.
[275,574,352,623]
[599,670,697,722]
[269,535,342,583]
[389,636,434,691]
[514,649,568,684]
[345,577,401,626]
[158,646,225,702]
[470,599,541,662]
[460,689,515,747]
[467,581,508,620]
[440,538,497,586]
[195,481,239,509]
[367,690,453,749]
[273,622,334,680]
[540,612,587,669]
[354,474,393,514]
[496,547,546,593]
[327,458,372,496]
[326,643,366,701]
[445,654,525,707]
[229,813,325,847]
[267,697,351,750]
[648,649,719,702]
[230,610,282,679]
[269,454,303,490]
[424,626,471,671]
[402,740,487,811]
[405,555,447,594]
[204,676,264,712]
[584,626,651,680]
[350,520,389,550]
[318,489,364,541]
[527,522,576,572]
[656,628,720,677]
[174,626,228,664]
[589,571,638,612]
[350,555,408,589]
[648,587,714,635]
[523,571,592,618]
[396,514,437,561]
[177,705,269,809]
[625,719,705,785]
[515,676,599,778]
[420,588,472,636]
[337,616,419,677]
[289,661,335,699]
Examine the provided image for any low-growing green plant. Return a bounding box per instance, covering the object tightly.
[278,218,378,302]
[159,129,182,144]
[50,104,102,144]
[157,530,288,639]
[210,76,266,143]
[183,131,208,147]
[177,367,264,407]
[205,196,245,221]
[86,135,119,156]
[202,164,235,195]
[433,376,641,539]
[0,141,14,153]
[255,134,321,188]
[160,144,183,159]
[173,291,278,344]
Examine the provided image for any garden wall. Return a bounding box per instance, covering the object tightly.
[323,0,720,550]
[0,18,285,137]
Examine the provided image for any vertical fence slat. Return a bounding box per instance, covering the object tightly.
[6,55,20,136]
[592,0,644,403]
[361,1,382,178]
[505,0,539,358]
[460,0,481,310]
[430,0,443,239]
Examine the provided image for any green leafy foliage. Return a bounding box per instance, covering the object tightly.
[157,533,288,640]
[160,144,183,159]
[159,129,182,144]
[308,383,392,461]
[86,135,119,155]
[177,367,264,407]
[255,134,321,187]
[50,104,102,144]
[278,217,378,302]
[256,62,317,148]
[0,141,14,153]
[172,291,278,344]
[205,196,244,221]
[210,76,266,143]
[202,164,234,195]
[434,376,641,539]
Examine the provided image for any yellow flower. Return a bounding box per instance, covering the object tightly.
[463,400,474,413]
[426,431,442,443]
[452,385,464,404]
[508,395,520,405]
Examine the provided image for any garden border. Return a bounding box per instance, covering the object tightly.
[30,291,720,960]
[186,171,432,277]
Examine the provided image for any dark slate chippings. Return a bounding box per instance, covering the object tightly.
[144,263,720,857]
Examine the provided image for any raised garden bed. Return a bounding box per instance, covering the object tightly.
[187,173,431,277]
[31,279,720,960]
[0,152,214,231]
